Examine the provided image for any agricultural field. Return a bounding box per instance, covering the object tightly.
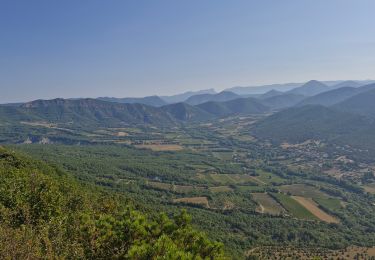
[212,151,233,160]
[314,197,343,212]
[255,169,286,185]
[271,193,318,220]
[364,183,375,194]
[291,196,339,223]
[135,143,184,151]
[279,184,328,199]
[235,185,266,193]
[147,181,205,193]
[251,193,285,215]
[173,196,210,208]
[209,186,233,193]
[198,173,259,186]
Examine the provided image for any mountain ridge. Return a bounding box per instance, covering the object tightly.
[97,95,168,107]
[185,91,240,105]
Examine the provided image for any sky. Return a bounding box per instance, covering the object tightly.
[1,0,375,103]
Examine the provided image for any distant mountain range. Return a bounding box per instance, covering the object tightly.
[184,91,240,105]
[1,96,271,128]
[2,79,375,154]
[2,80,375,128]
[197,97,268,117]
[252,82,375,155]
[224,80,375,95]
[297,87,360,107]
[91,80,375,109]
[16,98,177,126]
[333,87,375,119]
[297,83,375,107]
[97,95,168,107]
[261,93,306,110]
[225,83,303,95]
[97,89,218,107]
[287,80,330,96]
[160,88,216,103]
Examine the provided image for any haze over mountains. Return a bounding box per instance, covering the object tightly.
[97,95,168,107]
[87,79,375,107]
[2,80,375,123]
[184,91,241,105]
[2,79,375,156]
[252,82,375,158]
[0,79,374,127]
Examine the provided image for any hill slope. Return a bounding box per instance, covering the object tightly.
[333,88,375,118]
[297,83,375,107]
[331,80,363,89]
[0,97,272,129]
[226,83,302,95]
[259,89,283,99]
[252,105,375,157]
[161,102,213,121]
[185,91,240,105]
[18,98,176,126]
[161,89,216,103]
[197,97,269,117]
[288,80,330,96]
[0,147,224,259]
[261,93,305,110]
[297,87,358,107]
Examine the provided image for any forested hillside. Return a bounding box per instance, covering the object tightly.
[0,147,224,259]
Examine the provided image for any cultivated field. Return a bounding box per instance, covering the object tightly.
[255,169,285,184]
[209,186,233,193]
[364,183,375,194]
[208,173,258,185]
[292,196,339,223]
[251,193,285,215]
[173,197,209,208]
[148,181,205,193]
[279,184,327,198]
[135,144,184,151]
[212,151,233,160]
[197,173,259,186]
[314,197,343,211]
[271,193,318,220]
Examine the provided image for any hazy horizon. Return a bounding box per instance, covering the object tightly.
[2,78,375,104]
[1,0,375,103]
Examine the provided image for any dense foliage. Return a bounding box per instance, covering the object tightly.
[0,147,224,259]
[12,144,375,258]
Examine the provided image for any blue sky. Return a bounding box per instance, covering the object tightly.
[1,0,375,102]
